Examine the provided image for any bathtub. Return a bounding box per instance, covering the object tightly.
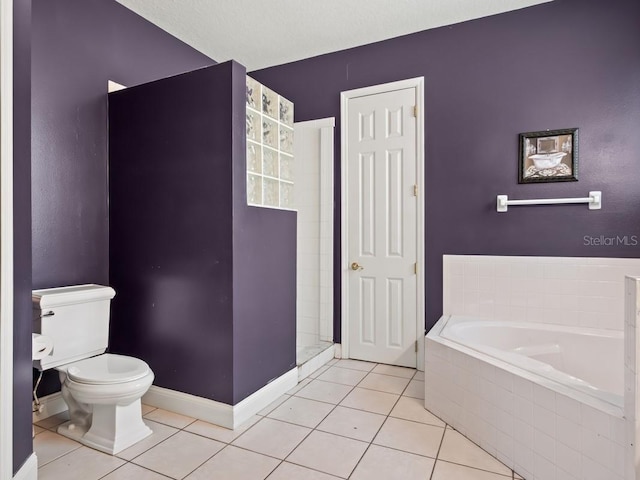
[425,315,627,480]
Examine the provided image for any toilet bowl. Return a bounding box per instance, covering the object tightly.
[32,284,155,455]
[56,353,154,454]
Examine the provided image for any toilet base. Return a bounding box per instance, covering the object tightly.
[58,398,152,455]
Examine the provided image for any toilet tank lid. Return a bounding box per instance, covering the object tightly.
[33,284,116,309]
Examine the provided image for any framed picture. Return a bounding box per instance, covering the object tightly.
[518,128,578,183]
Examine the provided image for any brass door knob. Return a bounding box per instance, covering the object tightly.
[351,262,364,271]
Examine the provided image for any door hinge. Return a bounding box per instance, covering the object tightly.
[413,105,417,117]
[415,340,418,353]
[414,262,417,275]
[413,184,418,197]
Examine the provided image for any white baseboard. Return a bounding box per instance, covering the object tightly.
[32,368,298,431]
[32,392,67,423]
[143,367,298,429]
[13,453,37,480]
[298,345,336,381]
[334,343,342,359]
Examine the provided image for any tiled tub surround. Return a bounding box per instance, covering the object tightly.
[425,255,640,480]
[246,75,294,210]
[443,255,640,331]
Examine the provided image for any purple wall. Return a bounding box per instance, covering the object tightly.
[110,62,296,405]
[230,62,297,403]
[31,0,213,289]
[250,0,640,337]
[13,0,32,473]
[31,0,214,397]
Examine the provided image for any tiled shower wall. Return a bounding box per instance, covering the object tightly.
[443,255,640,331]
[294,120,334,347]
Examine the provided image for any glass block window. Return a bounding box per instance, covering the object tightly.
[246,75,294,210]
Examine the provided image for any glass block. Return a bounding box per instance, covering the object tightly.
[279,96,294,126]
[263,178,279,207]
[279,153,294,182]
[280,126,294,154]
[280,181,294,209]
[246,110,261,142]
[247,141,261,174]
[262,86,278,119]
[247,174,262,205]
[246,76,261,110]
[263,117,278,149]
[263,147,278,178]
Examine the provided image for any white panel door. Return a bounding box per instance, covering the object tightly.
[346,87,418,367]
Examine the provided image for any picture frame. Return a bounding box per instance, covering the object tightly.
[518,128,578,183]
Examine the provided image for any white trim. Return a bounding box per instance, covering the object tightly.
[143,367,298,429]
[340,77,426,368]
[31,392,67,423]
[12,453,37,480]
[334,343,342,359]
[297,344,335,381]
[0,0,14,477]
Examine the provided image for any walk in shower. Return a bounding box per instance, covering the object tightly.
[294,118,334,365]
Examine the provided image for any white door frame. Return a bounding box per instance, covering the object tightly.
[340,77,425,369]
[0,0,15,477]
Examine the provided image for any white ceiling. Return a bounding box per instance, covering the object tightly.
[116,0,552,71]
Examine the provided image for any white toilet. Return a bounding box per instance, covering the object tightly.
[33,284,154,455]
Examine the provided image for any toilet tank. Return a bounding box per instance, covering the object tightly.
[32,284,116,371]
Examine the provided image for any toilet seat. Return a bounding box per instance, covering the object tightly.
[64,353,150,385]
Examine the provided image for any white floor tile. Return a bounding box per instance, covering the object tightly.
[358,372,411,394]
[266,461,341,479]
[141,404,157,416]
[34,430,82,466]
[403,379,425,399]
[34,411,70,430]
[143,408,196,429]
[101,463,170,480]
[232,417,310,459]
[350,444,435,480]
[38,446,125,480]
[438,428,512,476]
[371,364,416,378]
[116,420,179,461]
[132,430,224,479]
[316,406,386,442]
[308,365,330,379]
[33,425,46,436]
[257,394,290,416]
[316,366,368,386]
[413,370,425,381]
[333,359,376,372]
[287,430,368,478]
[431,460,512,479]
[390,396,445,427]
[184,416,260,444]
[286,377,311,395]
[339,387,399,415]
[185,445,279,480]
[267,396,334,428]
[373,417,444,458]
[294,379,353,404]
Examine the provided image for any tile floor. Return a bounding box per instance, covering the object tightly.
[34,359,525,480]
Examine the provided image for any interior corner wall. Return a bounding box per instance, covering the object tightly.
[231,62,297,404]
[249,0,640,337]
[31,0,214,396]
[13,0,32,474]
